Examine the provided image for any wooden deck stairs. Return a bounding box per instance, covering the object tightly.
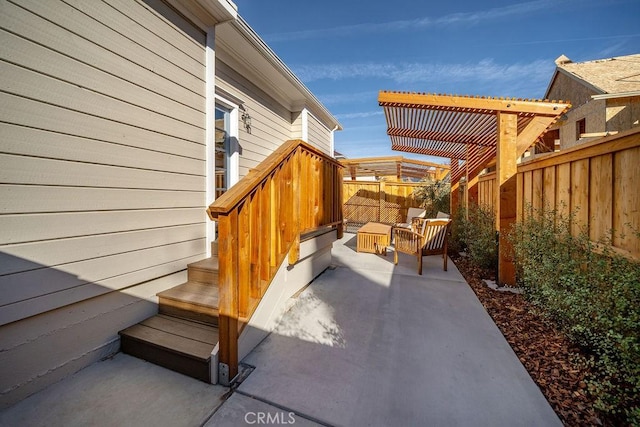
[119,245,220,382]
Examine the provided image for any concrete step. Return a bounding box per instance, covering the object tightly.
[119,314,218,382]
[187,256,219,285]
[157,281,219,326]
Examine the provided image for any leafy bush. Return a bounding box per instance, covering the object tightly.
[412,178,450,218]
[450,204,498,271]
[509,207,640,425]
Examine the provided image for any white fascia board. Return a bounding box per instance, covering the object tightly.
[591,91,640,100]
[169,0,237,28]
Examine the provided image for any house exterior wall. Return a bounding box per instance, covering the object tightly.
[0,0,338,407]
[0,0,207,407]
[606,97,640,132]
[547,71,597,107]
[559,99,606,149]
[547,70,640,150]
[215,59,294,178]
[307,111,333,155]
[291,111,304,140]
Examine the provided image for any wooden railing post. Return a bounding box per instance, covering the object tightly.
[217,212,238,385]
[288,149,301,265]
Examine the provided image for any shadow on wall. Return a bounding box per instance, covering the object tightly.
[0,251,164,409]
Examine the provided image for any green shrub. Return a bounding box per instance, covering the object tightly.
[413,178,450,218]
[450,204,498,271]
[509,207,640,424]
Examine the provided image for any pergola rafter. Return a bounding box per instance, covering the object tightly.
[378,91,571,285]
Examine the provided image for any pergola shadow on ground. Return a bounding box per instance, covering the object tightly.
[378,91,571,285]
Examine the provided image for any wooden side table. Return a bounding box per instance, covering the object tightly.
[357,222,392,255]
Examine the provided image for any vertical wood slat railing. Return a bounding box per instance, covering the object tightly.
[207,139,344,384]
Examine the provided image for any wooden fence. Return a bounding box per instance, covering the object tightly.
[477,128,640,259]
[342,181,423,229]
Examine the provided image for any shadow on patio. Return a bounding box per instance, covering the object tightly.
[0,233,562,426]
[213,232,561,426]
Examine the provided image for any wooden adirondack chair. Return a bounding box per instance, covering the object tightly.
[393,218,452,275]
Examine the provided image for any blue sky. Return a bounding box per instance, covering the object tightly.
[232,0,640,163]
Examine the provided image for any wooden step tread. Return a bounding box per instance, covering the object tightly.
[157,281,219,308]
[119,315,218,361]
[141,314,218,345]
[188,257,219,271]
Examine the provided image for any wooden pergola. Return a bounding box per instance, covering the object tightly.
[378,91,571,285]
[340,156,449,181]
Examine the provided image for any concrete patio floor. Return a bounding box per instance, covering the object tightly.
[0,233,561,426]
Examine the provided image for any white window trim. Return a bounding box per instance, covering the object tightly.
[205,28,216,257]
[215,95,240,188]
[205,28,240,256]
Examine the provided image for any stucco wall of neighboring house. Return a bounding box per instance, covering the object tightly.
[559,99,606,149]
[0,0,208,408]
[547,71,598,107]
[606,97,640,132]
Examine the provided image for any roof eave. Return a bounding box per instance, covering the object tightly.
[591,90,640,100]
[223,16,342,131]
[169,0,237,27]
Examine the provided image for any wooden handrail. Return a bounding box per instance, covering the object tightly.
[208,139,343,219]
[207,139,344,384]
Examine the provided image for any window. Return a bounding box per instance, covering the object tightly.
[576,118,586,140]
[215,105,230,199]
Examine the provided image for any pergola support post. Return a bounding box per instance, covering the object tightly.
[450,159,460,218]
[496,112,518,286]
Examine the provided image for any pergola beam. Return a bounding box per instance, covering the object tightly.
[379,91,569,116]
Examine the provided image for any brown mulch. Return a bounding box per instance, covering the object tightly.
[451,255,604,426]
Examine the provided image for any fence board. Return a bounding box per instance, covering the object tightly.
[461,129,639,260]
[613,147,640,257]
[589,154,613,242]
[342,181,424,228]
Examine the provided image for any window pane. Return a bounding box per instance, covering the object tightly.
[215,106,229,198]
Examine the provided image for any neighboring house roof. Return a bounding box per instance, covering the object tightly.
[545,53,640,99]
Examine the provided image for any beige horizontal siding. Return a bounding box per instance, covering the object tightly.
[0,208,206,245]
[2,123,203,176]
[0,61,203,143]
[291,111,303,140]
[2,94,204,159]
[307,113,332,155]
[0,238,205,325]
[0,270,191,409]
[2,1,205,108]
[0,0,207,329]
[0,185,204,214]
[216,59,292,179]
[0,154,204,190]
[0,224,204,277]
